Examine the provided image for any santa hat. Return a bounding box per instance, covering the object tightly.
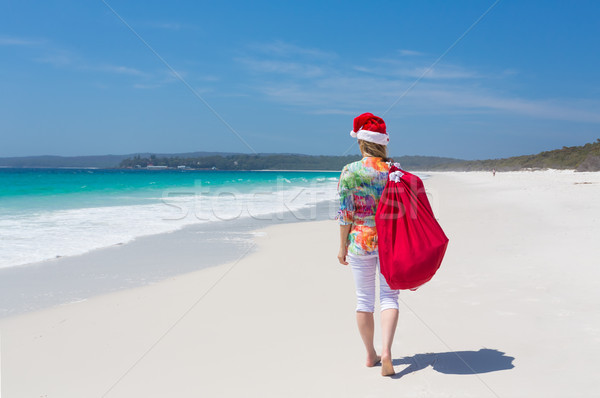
[350,112,389,146]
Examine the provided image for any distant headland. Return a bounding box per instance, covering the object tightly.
[0,139,598,171]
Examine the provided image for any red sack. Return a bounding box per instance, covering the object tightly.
[375,164,449,290]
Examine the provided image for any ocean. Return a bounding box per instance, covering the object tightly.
[0,168,341,269]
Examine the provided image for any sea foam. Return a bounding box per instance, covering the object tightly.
[0,177,339,268]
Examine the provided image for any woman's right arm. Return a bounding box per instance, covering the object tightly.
[338,224,351,265]
[337,165,354,265]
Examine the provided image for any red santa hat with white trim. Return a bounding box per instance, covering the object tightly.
[350,112,389,146]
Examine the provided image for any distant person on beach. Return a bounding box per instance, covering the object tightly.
[337,113,399,377]
[493,169,496,177]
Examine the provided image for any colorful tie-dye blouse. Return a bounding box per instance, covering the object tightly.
[337,157,390,256]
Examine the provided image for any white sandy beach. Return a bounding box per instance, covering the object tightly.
[1,170,599,397]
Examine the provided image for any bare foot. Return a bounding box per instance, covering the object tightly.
[366,354,381,367]
[381,357,395,376]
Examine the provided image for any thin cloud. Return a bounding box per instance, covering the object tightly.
[99,64,148,76]
[142,21,200,31]
[197,75,220,82]
[165,69,187,80]
[398,49,424,56]
[247,40,337,60]
[355,61,480,80]
[238,46,600,123]
[132,69,207,89]
[14,36,165,86]
[311,108,358,115]
[405,66,479,80]
[236,41,600,124]
[0,36,45,46]
[27,40,169,84]
[35,52,74,67]
[422,89,600,123]
[133,83,161,89]
[236,41,338,81]
[501,68,519,76]
[36,52,150,79]
[237,57,324,78]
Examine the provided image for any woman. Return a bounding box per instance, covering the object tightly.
[337,112,399,377]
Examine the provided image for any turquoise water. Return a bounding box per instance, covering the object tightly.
[0,168,341,268]
[0,168,340,213]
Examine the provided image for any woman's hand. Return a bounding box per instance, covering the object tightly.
[337,245,349,265]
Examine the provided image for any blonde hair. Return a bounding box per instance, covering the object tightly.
[358,139,391,162]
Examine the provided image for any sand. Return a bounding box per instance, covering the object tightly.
[1,170,599,397]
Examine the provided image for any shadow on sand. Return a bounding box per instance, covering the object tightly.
[390,348,515,379]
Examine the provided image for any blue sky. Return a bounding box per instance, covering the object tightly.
[1,0,599,160]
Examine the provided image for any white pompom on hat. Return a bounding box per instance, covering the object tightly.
[350,112,389,146]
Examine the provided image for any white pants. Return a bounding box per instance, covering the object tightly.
[348,253,400,313]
